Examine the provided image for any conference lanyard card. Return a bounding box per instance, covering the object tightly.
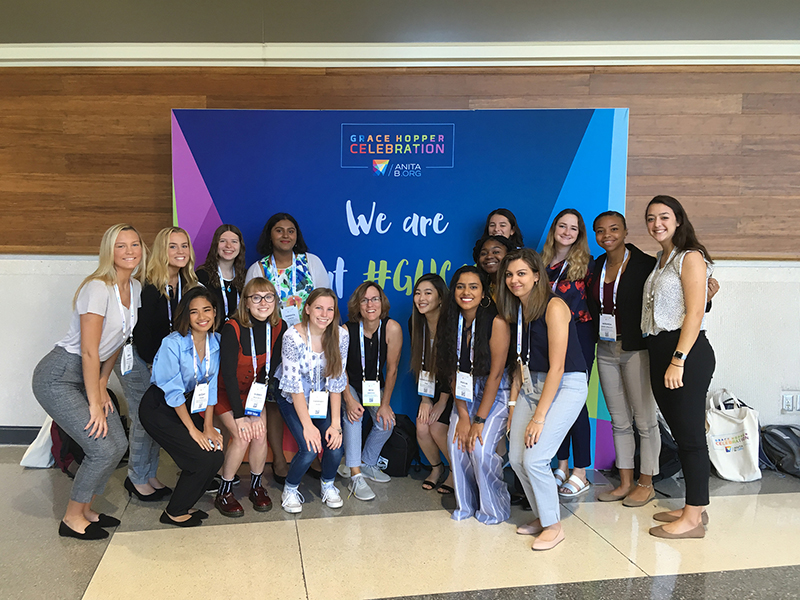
[281,305,301,326]
[244,382,268,416]
[120,342,134,376]
[417,370,435,398]
[455,371,474,402]
[519,363,535,397]
[190,383,210,414]
[308,390,329,419]
[599,314,618,342]
[362,380,381,407]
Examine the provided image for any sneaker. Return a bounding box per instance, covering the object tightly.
[360,464,391,483]
[281,488,304,514]
[348,475,376,501]
[321,484,344,509]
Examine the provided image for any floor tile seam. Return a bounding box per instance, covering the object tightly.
[563,502,652,578]
[294,518,311,600]
[80,496,133,600]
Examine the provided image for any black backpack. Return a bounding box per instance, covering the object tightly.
[761,425,800,478]
[617,415,682,483]
[377,413,419,477]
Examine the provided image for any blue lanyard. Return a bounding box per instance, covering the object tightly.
[249,321,271,382]
[456,313,475,374]
[217,265,239,317]
[165,277,181,330]
[359,320,381,382]
[190,331,211,385]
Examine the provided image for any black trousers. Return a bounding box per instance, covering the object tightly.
[139,385,223,516]
[647,329,715,506]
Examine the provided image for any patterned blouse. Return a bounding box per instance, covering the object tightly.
[546,259,594,324]
[279,325,349,403]
[260,253,316,311]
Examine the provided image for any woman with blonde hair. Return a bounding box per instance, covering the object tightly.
[213,278,287,516]
[115,226,198,501]
[541,209,596,498]
[278,288,348,514]
[32,224,146,539]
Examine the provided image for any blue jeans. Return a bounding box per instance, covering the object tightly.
[509,371,588,527]
[277,395,343,487]
[342,385,394,468]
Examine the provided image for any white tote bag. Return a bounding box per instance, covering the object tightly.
[20,416,55,469]
[705,389,761,482]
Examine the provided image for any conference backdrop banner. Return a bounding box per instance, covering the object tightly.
[172,108,629,468]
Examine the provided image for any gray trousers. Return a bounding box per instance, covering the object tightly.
[32,346,128,503]
[596,341,660,476]
[114,346,161,484]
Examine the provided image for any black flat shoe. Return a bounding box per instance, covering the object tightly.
[190,509,209,520]
[510,493,526,506]
[159,511,202,528]
[124,477,163,502]
[153,486,173,499]
[59,521,109,540]
[271,464,287,485]
[308,468,322,480]
[94,514,121,528]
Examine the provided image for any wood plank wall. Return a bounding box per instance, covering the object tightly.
[1,66,799,259]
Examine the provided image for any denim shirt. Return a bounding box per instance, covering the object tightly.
[151,331,221,408]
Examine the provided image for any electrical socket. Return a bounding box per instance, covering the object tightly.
[795,394,800,412]
[782,393,794,412]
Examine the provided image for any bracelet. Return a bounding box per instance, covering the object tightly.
[532,417,545,425]
[508,401,517,407]
[670,362,685,368]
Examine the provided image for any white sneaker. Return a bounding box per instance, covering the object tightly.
[321,484,344,508]
[337,463,351,478]
[281,488,304,514]
[348,475,376,501]
[361,464,391,483]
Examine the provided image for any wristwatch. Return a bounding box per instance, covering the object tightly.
[473,416,486,424]
[673,350,687,361]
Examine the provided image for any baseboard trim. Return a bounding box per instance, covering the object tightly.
[0,426,41,445]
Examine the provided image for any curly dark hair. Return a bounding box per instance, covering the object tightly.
[256,212,309,257]
[435,266,496,381]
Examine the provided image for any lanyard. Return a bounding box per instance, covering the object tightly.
[249,321,271,382]
[359,320,382,382]
[165,277,182,330]
[217,265,239,317]
[599,249,629,315]
[302,325,324,393]
[456,313,476,374]
[270,252,297,304]
[646,248,678,308]
[551,260,569,292]
[516,304,531,366]
[421,322,433,370]
[190,331,211,385]
[113,282,135,340]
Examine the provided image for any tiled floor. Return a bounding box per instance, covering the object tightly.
[4,445,800,600]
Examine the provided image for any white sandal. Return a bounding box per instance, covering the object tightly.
[553,469,567,486]
[558,474,592,498]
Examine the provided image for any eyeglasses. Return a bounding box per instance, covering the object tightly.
[360,296,382,305]
[248,293,276,304]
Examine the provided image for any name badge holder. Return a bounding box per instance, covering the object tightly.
[360,321,382,407]
[454,314,475,402]
[551,260,569,293]
[516,306,535,397]
[115,282,136,375]
[217,265,240,319]
[417,324,435,398]
[598,250,629,342]
[245,322,271,417]
[190,332,211,414]
[271,253,302,326]
[303,325,329,419]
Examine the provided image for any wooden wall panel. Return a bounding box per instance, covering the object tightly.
[0,66,799,259]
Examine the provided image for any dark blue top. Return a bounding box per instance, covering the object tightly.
[511,298,587,374]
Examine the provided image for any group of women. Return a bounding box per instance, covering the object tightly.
[32,195,717,550]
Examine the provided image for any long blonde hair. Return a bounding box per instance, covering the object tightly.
[301,288,343,378]
[73,224,147,307]
[540,208,591,281]
[145,227,198,297]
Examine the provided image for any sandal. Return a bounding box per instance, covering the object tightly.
[558,474,592,498]
[436,484,454,495]
[422,462,444,491]
[553,468,567,486]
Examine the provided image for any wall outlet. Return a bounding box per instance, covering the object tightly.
[782,393,795,412]
[795,394,800,412]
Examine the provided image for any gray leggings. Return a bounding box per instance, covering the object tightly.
[32,346,128,503]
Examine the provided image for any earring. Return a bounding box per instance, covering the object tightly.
[480,296,491,308]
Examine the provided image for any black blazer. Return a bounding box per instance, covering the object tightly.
[588,243,656,352]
